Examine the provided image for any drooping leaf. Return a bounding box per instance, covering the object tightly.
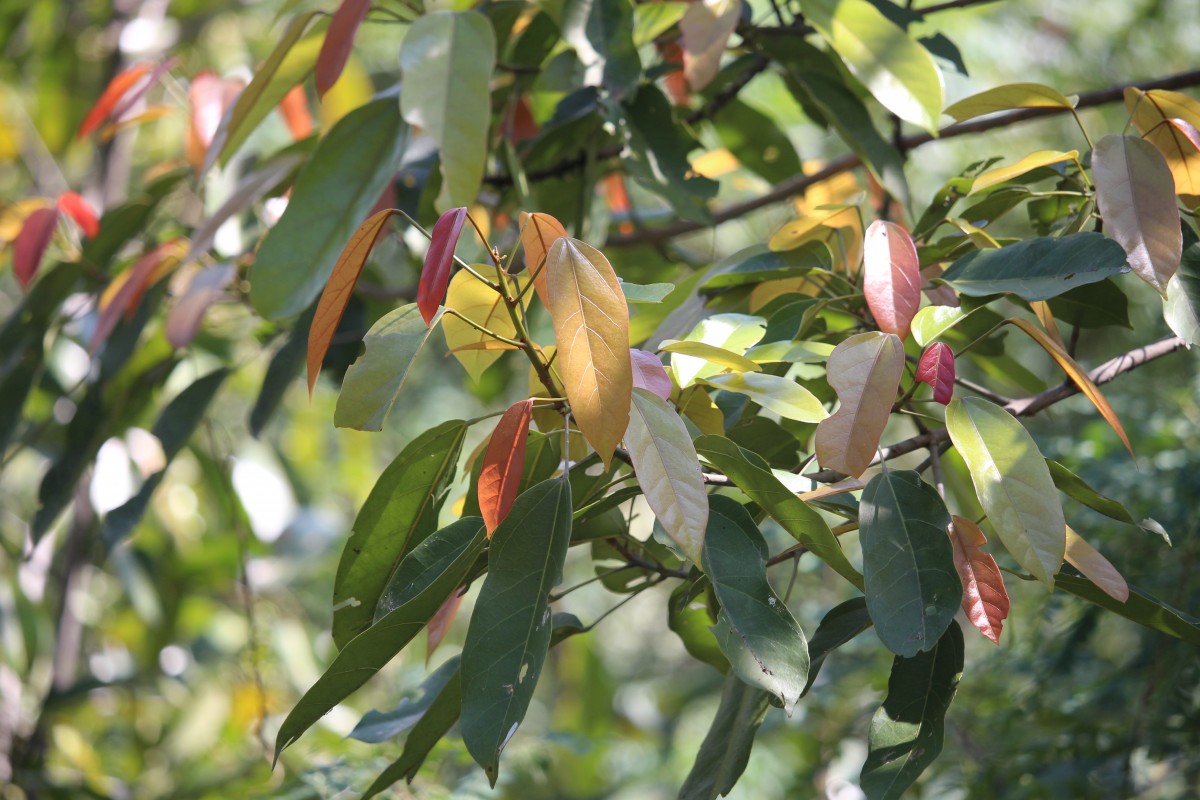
[694,435,863,588]
[443,269,527,383]
[518,211,567,307]
[307,208,399,395]
[375,513,480,620]
[1124,88,1200,201]
[78,62,152,138]
[910,306,968,347]
[679,0,740,91]
[461,478,573,785]
[418,207,468,325]
[12,207,58,290]
[55,192,99,238]
[947,516,1010,645]
[478,399,535,536]
[331,420,467,647]
[164,265,237,348]
[250,304,314,437]
[334,304,443,431]
[801,0,944,133]
[969,149,1078,194]
[1047,279,1131,330]
[701,243,830,291]
[943,82,1076,123]
[939,232,1129,301]
[859,471,960,658]
[660,340,761,374]
[629,348,672,400]
[1164,236,1200,346]
[545,238,632,467]
[1092,134,1181,296]
[915,343,955,405]
[348,656,461,744]
[1046,459,1135,524]
[1056,574,1200,646]
[703,496,809,713]
[677,672,770,800]
[860,623,964,800]
[945,396,1065,588]
[864,221,921,339]
[425,591,465,661]
[701,373,828,423]
[275,519,485,761]
[672,313,766,388]
[400,11,496,208]
[1064,526,1129,602]
[802,598,874,697]
[625,388,708,564]
[815,332,904,477]
[250,99,409,320]
[315,0,370,98]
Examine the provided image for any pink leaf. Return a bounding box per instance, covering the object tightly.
[315,0,371,98]
[56,192,100,238]
[915,342,955,405]
[417,207,467,326]
[91,240,185,353]
[863,220,921,339]
[13,207,60,290]
[630,348,672,400]
[78,63,151,138]
[108,57,178,123]
[165,265,237,348]
[426,589,464,662]
[948,516,1011,645]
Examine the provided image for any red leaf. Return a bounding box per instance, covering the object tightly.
[417,206,467,326]
[13,207,60,290]
[518,211,567,307]
[91,239,186,353]
[79,63,152,138]
[915,342,955,405]
[108,57,177,123]
[425,589,465,662]
[658,41,691,106]
[315,0,371,98]
[278,84,314,140]
[948,516,1010,645]
[478,399,535,537]
[863,220,921,339]
[503,95,540,144]
[630,348,672,400]
[56,192,100,238]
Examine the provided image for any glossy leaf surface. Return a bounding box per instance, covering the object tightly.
[940,232,1128,301]
[701,372,827,423]
[863,221,921,339]
[915,342,955,405]
[478,399,534,536]
[418,207,468,325]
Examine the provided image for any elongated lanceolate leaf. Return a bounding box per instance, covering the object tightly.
[629,348,672,400]
[864,221,921,339]
[701,373,827,423]
[1064,526,1128,602]
[679,0,740,91]
[802,598,874,697]
[1125,88,1200,200]
[678,672,770,800]
[625,388,708,564]
[860,472,960,658]
[815,332,904,477]
[915,343,954,405]
[13,207,58,290]
[945,397,1065,588]
[518,211,567,307]
[659,340,761,374]
[943,82,1076,123]
[331,420,467,647]
[349,656,461,744]
[1092,134,1181,296]
[79,63,152,138]
[703,497,809,713]
[478,399,534,536]
[860,623,963,800]
[308,209,399,394]
[948,516,1009,645]
[970,149,1078,195]
[461,478,573,785]
[1056,574,1200,645]
[671,313,766,388]
[546,238,632,467]
[400,11,495,209]
[1046,459,1135,524]
[315,0,369,97]
[250,99,409,320]
[694,435,863,588]
[418,207,468,325]
[940,232,1128,301]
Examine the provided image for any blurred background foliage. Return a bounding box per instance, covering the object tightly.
[1,0,1198,798]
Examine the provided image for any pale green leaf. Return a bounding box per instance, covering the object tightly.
[910,305,968,347]
[943,82,1076,123]
[702,372,828,422]
[671,313,766,388]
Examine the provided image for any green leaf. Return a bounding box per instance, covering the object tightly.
[102,369,230,549]
[621,281,675,303]
[743,340,835,364]
[1046,459,1135,525]
[672,313,766,388]
[802,597,873,697]
[939,232,1129,301]
[332,420,468,647]
[701,373,829,423]
[801,0,944,133]
[461,478,573,785]
[695,435,863,588]
[700,243,830,291]
[400,11,496,209]
[249,304,314,437]
[909,305,969,347]
[561,0,641,95]
[703,496,809,713]
[660,341,761,374]
[275,519,486,761]
[860,622,964,800]
[1056,574,1200,646]
[334,304,443,431]
[677,672,771,800]
[1164,236,1200,346]
[1047,280,1131,330]
[945,397,1065,588]
[349,656,461,743]
[632,1,688,47]
[713,99,804,184]
[668,580,729,674]
[860,471,960,658]
[249,99,410,320]
[943,82,1076,123]
[623,84,717,223]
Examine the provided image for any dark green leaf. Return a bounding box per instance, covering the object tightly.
[677,672,771,800]
[349,656,461,743]
[1056,573,1200,645]
[623,84,718,223]
[713,98,804,184]
[1046,279,1131,329]
[249,305,314,438]
[561,0,641,95]
[0,336,42,458]
[1046,459,1135,525]
[860,471,960,657]
[940,232,1129,301]
[701,243,830,291]
[668,580,729,674]
[802,597,874,697]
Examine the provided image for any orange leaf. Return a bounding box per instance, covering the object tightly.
[417,207,468,326]
[630,348,672,400]
[657,41,691,105]
[1064,525,1129,602]
[948,516,1011,645]
[278,84,314,140]
[478,399,535,536]
[518,211,567,307]
[187,71,243,170]
[503,94,540,144]
[603,173,633,235]
[426,589,465,662]
[915,342,955,405]
[91,239,186,352]
[56,192,99,238]
[12,207,59,290]
[307,208,399,395]
[863,220,921,340]
[79,63,152,138]
[315,0,371,98]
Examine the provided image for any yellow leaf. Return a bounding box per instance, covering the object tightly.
[0,197,52,244]
[749,276,822,311]
[815,332,904,477]
[319,54,373,130]
[658,339,761,373]
[943,82,1077,123]
[793,162,862,214]
[691,148,740,178]
[945,217,1001,249]
[442,268,528,382]
[1028,301,1066,351]
[546,238,632,466]
[768,205,864,274]
[798,475,870,502]
[1065,525,1129,602]
[678,385,724,436]
[969,149,1078,195]
[518,211,567,308]
[1125,88,1200,204]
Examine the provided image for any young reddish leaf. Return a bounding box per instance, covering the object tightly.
[186,71,243,169]
[78,62,151,138]
[630,348,672,401]
[815,332,904,477]
[107,57,177,124]
[315,0,371,99]
[915,342,955,405]
[91,239,187,352]
[478,399,535,536]
[278,84,314,140]
[308,208,399,395]
[603,173,633,235]
[56,192,99,238]
[657,41,691,105]
[502,94,540,145]
[518,211,567,306]
[948,516,1010,646]
[417,207,468,326]
[426,590,465,662]
[12,207,60,290]
[863,220,921,339]
[1065,525,1129,602]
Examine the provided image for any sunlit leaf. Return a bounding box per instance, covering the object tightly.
[78,62,152,138]
[943,82,1076,123]
[418,207,468,326]
[815,332,904,477]
[702,243,830,291]
[1125,87,1200,202]
[443,270,527,383]
[12,207,58,290]
[679,0,740,91]
[671,313,766,388]
[743,340,835,364]
[1046,459,1135,524]
[947,516,1009,645]
[620,281,674,303]
[969,149,1078,194]
[910,306,967,347]
[660,340,761,374]
[629,348,672,400]
[55,192,99,238]
[945,396,1065,588]
[518,211,568,307]
[915,342,954,405]
[1064,525,1129,602]
[679,385,725,436]
[864,221,921,339]
[315,0,370,97]
[702,372,828,423]
[939,232,1128,301]
[678,672,770,800]
[767,206,863,275]
[479,399,534,536]
[91,239,187,352]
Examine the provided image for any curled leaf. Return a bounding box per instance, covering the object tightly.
[478,399,535,536]
[864,220,921,340]
[915,342,955,405]
[418,207,468,326]
[13,207,59,290]
[316,0,371,98]
[815,332,904,477]
[948,516,1010,645]
[55,192,99,238]
[629,348,672,401]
